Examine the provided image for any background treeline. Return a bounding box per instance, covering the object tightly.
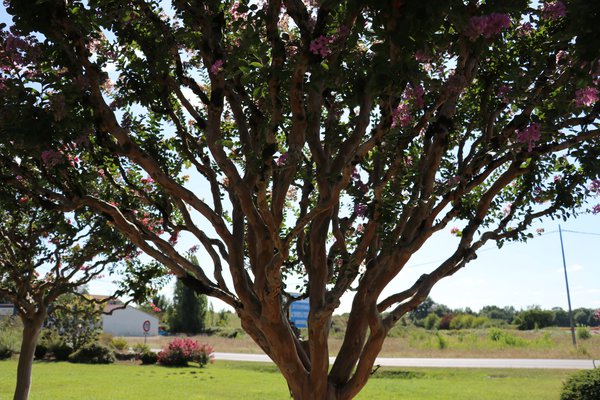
[404,298,597,331]
[328,298,599,335]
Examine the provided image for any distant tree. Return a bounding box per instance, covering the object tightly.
[573,308,595,327]
[480,305,516,323]
[46,294,102,352]
[0,188,141,400]
[552,307,571,327]
[169,276,208,334]
[515,308,554,330]
[410,297,436,322]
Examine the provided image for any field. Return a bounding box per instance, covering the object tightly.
[126,327,600,359]
[0,359,574,400]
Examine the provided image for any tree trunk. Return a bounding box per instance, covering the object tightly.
[13,314,45,400]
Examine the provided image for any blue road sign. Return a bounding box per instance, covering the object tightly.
[289,298,310,328]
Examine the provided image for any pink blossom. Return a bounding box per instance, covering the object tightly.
[595,309,600,320]
[404,84,425,109]
[555,50,568,66]
[210,59,224,74]
[465,13,511,41]
[446,74,467,95]
[541,1,566,20]
[41,150,65,167]
[230,2,246,20]
[517,22,534,37]
[309,35,332,57]
[502,203,512,216]
[18,196,28,203]
[141,176,155,185]
[516,123,541,152]
[391,103,411,128]
[592,204,600,215]
[276,152,288,166]
[553,174,562,183]
[589,179,600,192]
[168,233,179,245]
[574,87,598,108]
[354,203,367,217]
[497,85,511,102]
[536,228,545,235]
[450,226,459,235]
[414,50,431,63]
[355,224,365,233]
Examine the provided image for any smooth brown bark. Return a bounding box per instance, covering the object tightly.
[13,313,45,400]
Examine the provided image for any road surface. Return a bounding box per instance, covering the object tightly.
[212,352,598,369]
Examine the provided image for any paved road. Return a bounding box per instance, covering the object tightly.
[213,352,598,369]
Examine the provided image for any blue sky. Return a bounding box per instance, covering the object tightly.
[2,4,598,314]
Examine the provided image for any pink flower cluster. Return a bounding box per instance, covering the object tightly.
[354,203,367,217]
[230,2,246,20]
[575,87,598,108]
[391,103,411,128]
[404,84,425,109]
[210,59,224,75]
[497,85,511,102]
[465,13,511,41]
[541,1,567,20]
[516,22,534,37]
[309,35,332,57]
[41,149,65,167]
[276,152,288,166]
[589,179,600,192]
[516,123,541,152]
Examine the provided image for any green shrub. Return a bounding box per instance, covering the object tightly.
[140,351,158,365]
[0,345,13,360]
[488,328,525,347]
[450,314,475,330]
[68,343,115,364]
[0,317,21,359]
[576,326,591,340]
[560,368,600,400]
[423,313,440,330]
[132,343,151,354]
[34,343,48,360]
[115,351,136,361]
[50,342,73,361]
[110,337,129,351]
[435,332,448,350]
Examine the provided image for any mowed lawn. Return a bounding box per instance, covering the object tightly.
[0,360,573,400]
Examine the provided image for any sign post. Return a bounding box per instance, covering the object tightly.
[143,320,151,344]
[289,298,310,329]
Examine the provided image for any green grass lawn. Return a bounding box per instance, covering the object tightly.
[0,359,573,399]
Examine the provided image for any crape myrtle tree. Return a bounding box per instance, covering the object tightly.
[0,187,149,400]
[1,0,600,398]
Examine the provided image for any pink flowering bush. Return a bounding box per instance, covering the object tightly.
[157,338,214,367]
[516,123,541,152]
[465,13,511,41]
[309,35,332,57]
[541,1,567,21]
[575,87,598,108]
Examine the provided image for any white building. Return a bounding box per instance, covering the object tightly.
[102,299,159,337]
